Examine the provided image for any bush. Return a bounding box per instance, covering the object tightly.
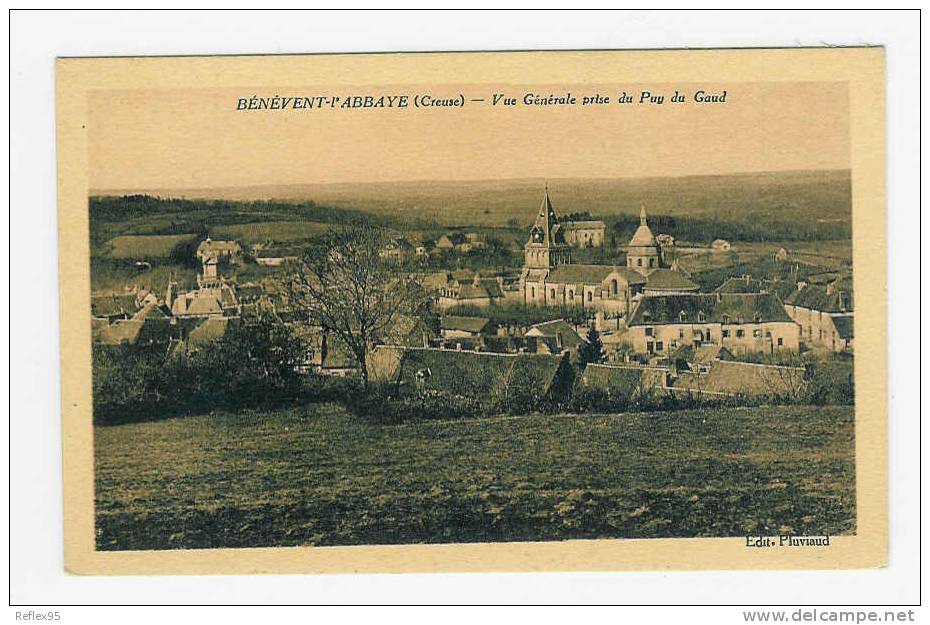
[93,313,318,425]
[345,385,483,424]
[805,361,854,405]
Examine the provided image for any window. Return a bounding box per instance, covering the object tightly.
[777,337,783,346]
[697,311,706,322]
[736,329,745,338]
[722,329,730,338]
[753,329,762,338]
[637,258,643,267]
[655,341,664,351]
[587,291,592,302]
[722,314,730,324]
[645,327,654,337]
[678,329,684,339]
[765,331,772,338]
[531,287,535,298]
[568,289,574,299]
[678,311,686,323]
[649,258,655,267]
[611,279,619,295]
[550,289,556,299]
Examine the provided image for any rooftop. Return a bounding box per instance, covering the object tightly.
[645,269,699,292]
[784,283,854,313]
[628,293,794,326]
[441,315,491,334]
[546,264,646,286]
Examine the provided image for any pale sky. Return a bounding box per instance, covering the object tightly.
[88,82,849,191]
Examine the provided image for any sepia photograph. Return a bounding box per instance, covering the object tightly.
[54,48,887,574]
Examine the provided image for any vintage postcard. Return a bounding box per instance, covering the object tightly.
[57,48,886,574]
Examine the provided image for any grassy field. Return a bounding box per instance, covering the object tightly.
[209,220,330,243]
[101,234,198,259]
[95,403,855,551]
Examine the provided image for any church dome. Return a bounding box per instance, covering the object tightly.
[628,205,657,247]
[629,224,656,247]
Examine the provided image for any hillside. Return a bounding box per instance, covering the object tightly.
[93,169,851,229]
[95,402,855,550]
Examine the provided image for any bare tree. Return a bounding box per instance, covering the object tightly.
[287,224,430,390]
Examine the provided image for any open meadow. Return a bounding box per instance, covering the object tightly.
[95,403,855,551]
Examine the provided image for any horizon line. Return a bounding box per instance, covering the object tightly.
[89,167,851,197]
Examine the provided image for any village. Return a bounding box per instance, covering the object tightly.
[91,186,854,406]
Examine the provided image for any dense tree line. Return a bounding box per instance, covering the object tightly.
[610,213,850,244]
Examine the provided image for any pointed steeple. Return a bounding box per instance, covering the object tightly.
[524,184,569,270]
[532,184,559,245]
[640,204,648,226]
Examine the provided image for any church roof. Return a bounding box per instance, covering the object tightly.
[546,264,646,286]
[628,206,657,247]
[644,269,699,292]
[528,186,565,246]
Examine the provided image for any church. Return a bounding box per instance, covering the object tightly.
[519,188,697,318]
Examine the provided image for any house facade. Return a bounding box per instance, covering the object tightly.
[626,293,801,356]
[559,217,606,248]
[783,281,854,352]
[196,238,243,265]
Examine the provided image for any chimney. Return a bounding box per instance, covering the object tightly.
[556,331,563,349]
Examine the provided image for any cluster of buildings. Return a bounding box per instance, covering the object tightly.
[92,186,853,403]
[92,238,261,354]
[434,187,853,363]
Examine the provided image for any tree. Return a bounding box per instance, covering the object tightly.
[578,326,607,366]
[287,224,431,390]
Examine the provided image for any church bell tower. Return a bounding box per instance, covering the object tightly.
[524,185,570,270]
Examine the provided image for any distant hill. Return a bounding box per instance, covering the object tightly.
[94,169,851,229]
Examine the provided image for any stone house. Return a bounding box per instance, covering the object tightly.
[559,214,606,248]
[626,293,800,356]
[196,238,243,265]
[437,273,505,310]
[783,280,854,352]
